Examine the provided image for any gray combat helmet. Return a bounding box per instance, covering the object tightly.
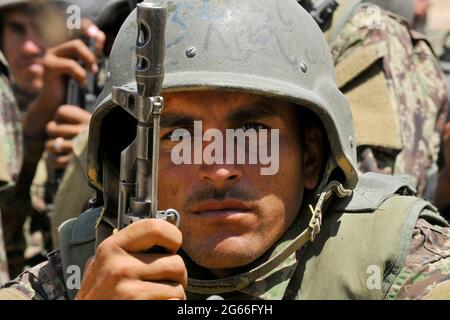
[87,0,358,196]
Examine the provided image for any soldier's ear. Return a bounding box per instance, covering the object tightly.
[302,126,324,191]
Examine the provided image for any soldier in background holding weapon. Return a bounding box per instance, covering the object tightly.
[0,0,106,277]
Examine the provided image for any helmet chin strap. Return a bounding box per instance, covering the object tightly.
[308,156,353,241]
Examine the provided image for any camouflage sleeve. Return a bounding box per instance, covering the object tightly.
[0,250,69,300]
[0,73,23,192]
[386,218,450,299]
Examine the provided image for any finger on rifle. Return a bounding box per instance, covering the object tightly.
[53,105,92,125]
[48,39,98,74]
[44,53,87,85]
[111,219,182,254]
[129,253,188,288]
[80,18,106,56]
[46,138,73,155]
[46,121,86,139]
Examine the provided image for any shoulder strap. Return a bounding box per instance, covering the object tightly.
[336,172,416,212]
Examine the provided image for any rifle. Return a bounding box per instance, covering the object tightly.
[112,2,180,230]
[66,37,98,113]
[46,37,98,207]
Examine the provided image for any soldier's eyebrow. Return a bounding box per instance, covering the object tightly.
[226,101,283,122]
[160,113,201,129]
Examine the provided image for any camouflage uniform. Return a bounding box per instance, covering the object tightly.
[329,4,449,199]
[0,50,22,286]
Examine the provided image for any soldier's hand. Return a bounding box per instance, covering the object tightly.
[75,219,187,300]
[45,105,91,169]
[23,22,105,138]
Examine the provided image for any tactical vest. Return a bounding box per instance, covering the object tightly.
[58,173,448,300]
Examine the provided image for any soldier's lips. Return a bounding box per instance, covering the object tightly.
[20,58,43,72]
[190,200,253,218]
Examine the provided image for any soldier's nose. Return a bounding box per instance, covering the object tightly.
[22,38,43,56]
[199,164,242,189]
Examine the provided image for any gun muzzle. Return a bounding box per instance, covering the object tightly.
[136,2,167,97]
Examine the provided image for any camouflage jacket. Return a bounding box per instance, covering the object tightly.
[331,5,449,199]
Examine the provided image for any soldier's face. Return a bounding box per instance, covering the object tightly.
[1,8,47,95]
[158,91,323,275]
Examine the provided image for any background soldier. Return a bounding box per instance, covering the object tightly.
[0,0,104,277]
[1,0,450,300]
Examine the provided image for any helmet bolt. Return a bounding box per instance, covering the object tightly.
[186,47,197,58]
[299,62,308,73]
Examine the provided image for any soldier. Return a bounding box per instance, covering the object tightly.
[2,0,450,300]
[49,0,450,247]
[0,0,105,277]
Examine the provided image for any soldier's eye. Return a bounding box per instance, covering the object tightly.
[237,123,269,132]
[161,128,192,141]
[7,22,26,36]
